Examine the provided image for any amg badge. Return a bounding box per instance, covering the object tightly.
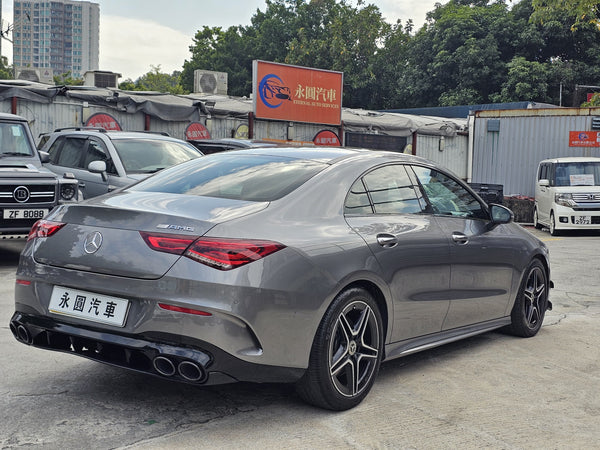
[156,224,195,232]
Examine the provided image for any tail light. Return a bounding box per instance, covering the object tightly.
[27,220,66,241]
[140,232,285,271]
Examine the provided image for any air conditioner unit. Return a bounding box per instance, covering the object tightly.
[194,70,228,95]
[17,69,41,83]
[83,71,120,88]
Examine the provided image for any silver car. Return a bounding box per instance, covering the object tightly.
[11,147,552,410]
[40,128,202,199]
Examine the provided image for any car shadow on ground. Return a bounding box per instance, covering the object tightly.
[0,241,25,267]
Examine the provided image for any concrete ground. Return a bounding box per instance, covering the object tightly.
[1,227,599,449]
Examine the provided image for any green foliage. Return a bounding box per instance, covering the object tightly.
[0,56,13,79]
[119,66,186,94]
[531,0,600,30]
[173,0,600,108]
[53,71,84,86]
[582,92,600,106]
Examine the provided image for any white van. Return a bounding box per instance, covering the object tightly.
[534,157,600,235]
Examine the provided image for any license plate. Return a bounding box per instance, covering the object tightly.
[3,208,49,220]
[49,286,130,327]
[574,216,591,225]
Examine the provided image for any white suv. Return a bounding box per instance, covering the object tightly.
[534,157,600,235]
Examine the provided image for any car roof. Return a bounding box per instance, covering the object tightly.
[45,128,187,142]
[216,146,432,166]
[540,156,600,164]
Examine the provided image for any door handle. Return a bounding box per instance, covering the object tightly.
[452,232,469,245]
[376,234,398,248]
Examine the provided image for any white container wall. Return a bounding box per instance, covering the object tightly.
[415,133,469,179]
[471,109,600,197]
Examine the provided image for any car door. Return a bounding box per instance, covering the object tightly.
[536,162,553,224]
[344,164,451,342]
[78,137,118,198]
[46,136,116,199]
[411,165,517,329]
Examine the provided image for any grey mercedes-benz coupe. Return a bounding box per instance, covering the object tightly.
[10,147,552,410]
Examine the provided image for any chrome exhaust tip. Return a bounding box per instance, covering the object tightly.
[153,356,176,377]
[178,360,206,382]
[17,324,32,345]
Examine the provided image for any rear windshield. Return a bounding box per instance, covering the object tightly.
[555,162,600,186]
[129,154,328,201]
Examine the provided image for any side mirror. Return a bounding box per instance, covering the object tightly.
[538,179,550,187]
[38,150,50,163]
[490,204,513,225]
[88,160,108,182]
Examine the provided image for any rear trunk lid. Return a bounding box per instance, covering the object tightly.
[32,191,268,279]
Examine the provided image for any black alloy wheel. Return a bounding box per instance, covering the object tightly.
[296,287,383,410]
[508,259,549,337]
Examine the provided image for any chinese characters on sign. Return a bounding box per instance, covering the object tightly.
[49,287,129,327]
[313,130,341,146]
[569,131,600,147]
[253,60,343,126]
[185,122,211,140]
[85,113,123,131]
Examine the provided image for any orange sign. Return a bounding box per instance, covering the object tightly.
[569,131,600,147]
[253,60,343,126]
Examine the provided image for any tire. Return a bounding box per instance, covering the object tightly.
[533,207,542,230]
[549,212,560,236]
[507,259,549,338]
[296,287,383,410]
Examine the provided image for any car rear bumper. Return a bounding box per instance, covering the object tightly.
[10,311,305,386]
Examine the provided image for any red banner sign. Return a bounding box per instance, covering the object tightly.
[253,60,343,126]
[85,113,122,131]
[313,130,341,146]
[569,131,600,147]
[185,122,211,140]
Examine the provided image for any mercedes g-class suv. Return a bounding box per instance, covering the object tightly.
[0,113,79,239]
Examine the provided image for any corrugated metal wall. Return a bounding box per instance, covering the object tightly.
[416,134,469,179]
[472,111,600,197]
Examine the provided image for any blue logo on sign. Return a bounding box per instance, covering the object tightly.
[259,74,292,109]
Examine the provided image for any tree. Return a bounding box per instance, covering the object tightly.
[0,56,12,79]
[119,66,185,94]
[531,0,600,30]
[53,71,83,86]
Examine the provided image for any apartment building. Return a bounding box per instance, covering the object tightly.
[13,0,99,80]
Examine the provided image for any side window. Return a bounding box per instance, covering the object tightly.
[539,164,547,181]
[345,179,373,214]
[53,137,87,168]
[82,139,117,175]
[412,165,487,219]
[344,164,423,215]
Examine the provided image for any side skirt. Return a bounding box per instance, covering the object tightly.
[384,317,512,361]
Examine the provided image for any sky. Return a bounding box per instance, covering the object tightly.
[1,0,445,81]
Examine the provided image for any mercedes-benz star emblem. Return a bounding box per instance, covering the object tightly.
[83,231,103,254]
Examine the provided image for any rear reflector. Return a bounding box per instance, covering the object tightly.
[16,279,31,286]
[27,220,66,241]
[139,232,285,271]
[158,303,212,316]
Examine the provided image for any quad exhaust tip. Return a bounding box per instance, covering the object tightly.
[153,356,207,383]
